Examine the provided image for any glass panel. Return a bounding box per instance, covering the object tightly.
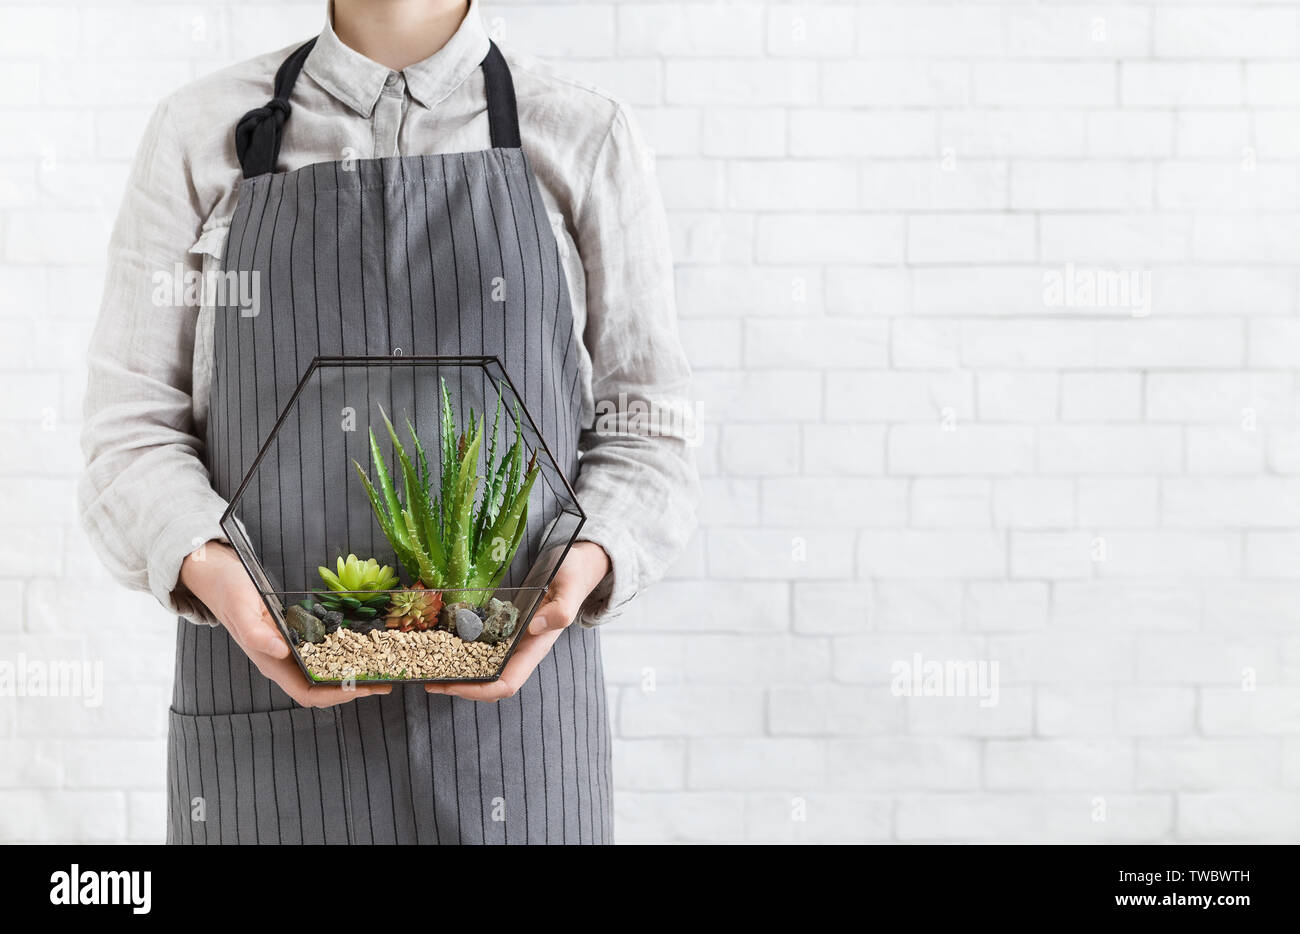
[221,355,584,683]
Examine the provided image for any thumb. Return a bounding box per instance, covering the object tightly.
[234,601,291,659]
[528,579,581,634]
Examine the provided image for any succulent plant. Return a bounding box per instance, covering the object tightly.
[385,585,444,632]
[313,554,398,619]
[355,379,539,607]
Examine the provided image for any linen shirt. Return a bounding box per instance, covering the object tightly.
[78,0,699,629]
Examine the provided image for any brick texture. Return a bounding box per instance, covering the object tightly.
[1,0,1297,843]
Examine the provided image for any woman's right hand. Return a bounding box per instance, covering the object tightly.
[179,541,392,707]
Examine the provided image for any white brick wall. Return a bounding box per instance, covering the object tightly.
[1,0,1298,843]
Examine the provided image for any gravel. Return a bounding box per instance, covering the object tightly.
[299,627,510,681]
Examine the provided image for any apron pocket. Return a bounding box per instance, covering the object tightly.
[167,704,352,845]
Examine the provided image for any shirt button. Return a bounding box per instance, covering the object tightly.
[385,71,399,87]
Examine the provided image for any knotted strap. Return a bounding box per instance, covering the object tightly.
[235,38,318,178]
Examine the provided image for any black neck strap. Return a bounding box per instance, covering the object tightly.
[481,42,521,150]
[236,38,521,178]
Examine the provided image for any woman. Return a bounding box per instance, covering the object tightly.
[79,0,697,844]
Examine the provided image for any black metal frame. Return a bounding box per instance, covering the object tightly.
[219,354,587,685]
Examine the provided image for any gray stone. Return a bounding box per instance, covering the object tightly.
[439,601,477,631]
[303,599,347,634]
[286,605,326,644]
[455,608,484,642]
[480,598,520,645]
[308,602,344,633]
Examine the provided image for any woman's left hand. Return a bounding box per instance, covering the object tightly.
[425,541,611,702]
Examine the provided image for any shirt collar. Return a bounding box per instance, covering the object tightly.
[303,0,491,117]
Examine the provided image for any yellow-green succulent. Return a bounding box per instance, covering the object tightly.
[314,554,398,618]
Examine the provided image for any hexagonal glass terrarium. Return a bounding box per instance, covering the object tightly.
[221,356,585,684]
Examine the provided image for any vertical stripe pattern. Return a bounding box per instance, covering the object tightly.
[166,146,609,844]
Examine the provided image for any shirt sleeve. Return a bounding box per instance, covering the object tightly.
[569,102,700,627]
[78,95,230,627]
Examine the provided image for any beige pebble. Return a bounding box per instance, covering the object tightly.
[300,627,510,682]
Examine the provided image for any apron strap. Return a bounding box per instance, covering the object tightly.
[236,38,522,179]
[235,38,318,179]
[481,42,521,149]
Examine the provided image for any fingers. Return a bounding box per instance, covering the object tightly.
[426,678,516,702]
[188,548,291,660]
[220,580,391,707]
[232,599,291,659]
[427,626,562,702]
[258,612,292,660]
[434,541,605,702]
[281,683,394,708]
[526,544,608,634]
[252,653,393,708]
[528,584,579,635]
[527,603,573,635]
[298,682,394,707]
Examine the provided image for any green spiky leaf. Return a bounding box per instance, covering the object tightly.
[353,379,542,607]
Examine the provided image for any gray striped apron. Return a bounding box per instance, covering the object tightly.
[166,40,612,844]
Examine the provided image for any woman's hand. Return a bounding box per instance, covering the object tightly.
[179,541,393,707]
[426,541,611,702]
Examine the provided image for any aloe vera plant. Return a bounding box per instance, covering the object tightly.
[355,379,539,606]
